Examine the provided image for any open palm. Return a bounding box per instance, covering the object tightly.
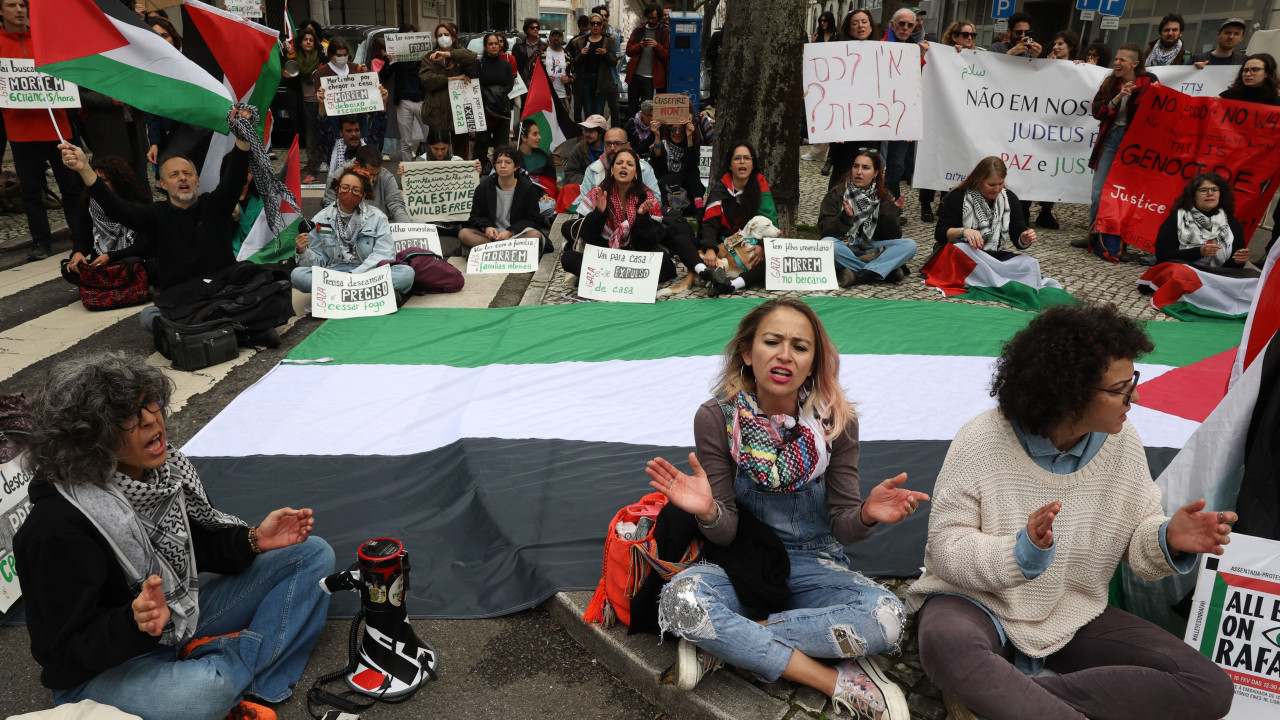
[646,453,715,518]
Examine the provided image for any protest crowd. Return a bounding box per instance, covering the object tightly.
[5,1,1280,720]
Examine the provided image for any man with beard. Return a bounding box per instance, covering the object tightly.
[1145,14,1188,66]
[544,28,573,116]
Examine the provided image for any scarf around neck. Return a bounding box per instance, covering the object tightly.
[54,448,244,646]
[842,180,879,251]
[585,184,660,248]
[962,188,1011,252]
[632,112,653,144]
[1147,39,1183,66]
[89,198,135,255]
[723,391,830,493]
[664,140,686,173]
[1177,207,1232,267]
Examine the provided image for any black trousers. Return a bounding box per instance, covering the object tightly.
[12,140,88,250]
[630,76,657,117]
[561,218,700,284]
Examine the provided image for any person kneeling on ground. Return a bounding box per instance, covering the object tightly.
[292,167,414,297]
[1154,172,1250,268]
[323,145,412,223]
[458,146,550,252]
[699,142,778,296]
[934,156,1036,258]
[16,352,335,720]
[909,304,1236,720]
[818,148,917,287]
[64,155,150,277]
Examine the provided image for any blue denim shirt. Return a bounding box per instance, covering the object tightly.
[297,202,395,274]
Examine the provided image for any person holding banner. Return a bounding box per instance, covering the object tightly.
[315,37,370,159]
[382,24,428,163]
[909,303,1236,720]
[419,25,478,161]
[458,146,548,252]
[292,167,413,296]
[941,21,979,52]
[933,156,1036,256]
[827,9,881,187]
[700,143,778,297]
[818,149,916,287]
[1153,173,1250,269]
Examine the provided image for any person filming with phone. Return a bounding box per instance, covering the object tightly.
[988,13,1042,58]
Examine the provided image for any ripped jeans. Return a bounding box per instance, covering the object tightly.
[659,471,906,682]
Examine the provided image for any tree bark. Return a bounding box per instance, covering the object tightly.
[712,0,807,235]
[879,0,912,33]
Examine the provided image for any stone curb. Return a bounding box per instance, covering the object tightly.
[0,222,69,253]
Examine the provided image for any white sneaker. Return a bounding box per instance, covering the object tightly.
[674,638,723,690]
[801,153,819,162]
[831,657,907,719]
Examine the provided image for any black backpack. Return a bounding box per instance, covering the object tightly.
[155,261,295,331]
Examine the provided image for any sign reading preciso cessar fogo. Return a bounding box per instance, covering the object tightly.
[466,236,540,274]
[0,58,80,108]
[311,266,397,319]
[577,245,662,303]
[765,238,838,291]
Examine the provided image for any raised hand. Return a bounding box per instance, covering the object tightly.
[647,453,716,520]
[860,473,930,525]
[1027,501,1061,549]
[132,575,169,636]
[255,507,315,551]
[1167,499,1236,555]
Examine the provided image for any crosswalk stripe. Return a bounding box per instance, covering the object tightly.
[0,301,149,383]
[0,256,62,301]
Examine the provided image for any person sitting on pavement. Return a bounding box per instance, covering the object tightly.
[561,114,608,186]
[58,112,260,338]
[1154,172,1250,269]
[934,156,1036,259]
[323,145,411,223]
[321,116,366,189]
[576,127,663,209]
[1192,18,1247,68]
[647,298,927,720]
[65,155,150,279]
[818,148,917,287]
[403,127,483,256]
[517,118,558,204]
[909,303,1237,720]
[15,352,335,720]
[292,167,413,296]
[700,142,777,297]
[624,100,657,161]
[457,146,549,252]
[647,119,703,215]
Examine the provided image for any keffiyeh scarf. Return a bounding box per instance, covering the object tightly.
[55,448,245,646]
[962,188,1011,252]
[1146,39,1183,66]
[723,391,830,493]
[842,180,880,253]
[631,112,654,144]
[332,204,365,263]
[89,199,135,255]
[664,140,687,173]
[584,185,659,248]
[1177,207,1232,267]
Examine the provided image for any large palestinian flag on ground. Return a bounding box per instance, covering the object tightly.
[182,299,1240,618]
[922,243,1075,311]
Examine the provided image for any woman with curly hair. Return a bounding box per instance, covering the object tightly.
[907,304,1237,720]
[65,155,150,276]
[1154,172,1250,268]
[14,353,334,720]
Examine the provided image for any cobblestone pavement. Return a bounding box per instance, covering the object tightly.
[536,145,1176,324]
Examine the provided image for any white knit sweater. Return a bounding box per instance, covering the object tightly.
[906,409,1178,658]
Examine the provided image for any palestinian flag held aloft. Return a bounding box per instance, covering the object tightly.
[1233,238,1280,386]
[282,0,297,44]
[236,137,302,264]
[1137,262,1258,323]
[30,0,233,134]
[921,242,1075,311]
[180,299,1240,619]
[521,58,579,155]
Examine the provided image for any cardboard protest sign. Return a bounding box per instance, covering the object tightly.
[653,93,691,124]
[765,238,838,291]
[1185,534,1280,717]
[389,223,443,256]
[321,72,384,116]
[311,266,397,318]
[916,50,1234,203]
[224,0,262,17]
[449,77,487,133]
[466,236,541,274]
[0,58,80,109]
[802,40,922,143]
[577,245,663,303]
[384,32,434,64]
[401,161,478,222]
[0,454,33,613]
[1096,85,1280,253]
[510,73,528,99]
[700,145,712,188]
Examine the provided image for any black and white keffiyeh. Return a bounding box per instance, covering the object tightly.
[962,188,1011,252]
[842,180,880,253]
[227,103,301,235]
[1177,207,1232,267]
[55,448,245,646]
[664,141,687,173]
[1146,39,1183,67]
[88,199,135,256]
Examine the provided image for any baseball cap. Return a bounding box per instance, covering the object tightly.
[1220,18,1247,32]
[579,114,608,130]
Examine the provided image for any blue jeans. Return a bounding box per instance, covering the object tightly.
[54,537,335,720]
[582,74,604,116]
[291,264,415,294]
[1088,124,1127,229]
[139,305,161,333]
[884,140,913,199]
[659,471,906,682]
[824,237,918,279]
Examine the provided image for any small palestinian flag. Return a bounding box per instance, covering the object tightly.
[521,58,579,154]
[282,0,297,44]
[236,137,302,264]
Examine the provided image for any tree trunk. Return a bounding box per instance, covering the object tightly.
[879,0,912,31]
[712,0,807,235]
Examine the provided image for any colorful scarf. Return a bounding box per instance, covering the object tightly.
[1177,207,1232,267]
[631,111,654,144]
[723,391,830,493]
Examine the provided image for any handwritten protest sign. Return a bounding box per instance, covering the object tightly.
[449,77,487,133]
[1096,85,1280,252]
[765,238,838,291]
[402,161,478,222]
[321,72,383,116]
[577,245,663,303]
[384,32,434,64]
[0,58,79,109]
[916,50,1234,203]
[1184,534,1280,718]
[312,266,397,318]
[653,93,691,124]
[224,0,262,18]
[510,73,528,99]
[467,236,541,274]
[700,146,712,188]
[388,223,443,256]
[0,454,32,613]
[802,40,922,143]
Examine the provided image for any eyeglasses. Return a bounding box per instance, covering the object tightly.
[856,146,880,154]
[1242,67,1266,74]
[1012,29,1030,36]
[1097,371,1140,404]
[589,21,602,26]
[337,184,363,195]
[529,25,540,30]
[957,32,976,39]
[604,140,626,147]
[121,398,165,432]
[731,155,752,161]
[1197,186,1221,195]
[895,20,913,27]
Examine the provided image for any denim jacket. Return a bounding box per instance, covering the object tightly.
[297,202,394,274]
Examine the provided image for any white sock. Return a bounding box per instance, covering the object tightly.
[694,263,707,274]
[731,277,746,290]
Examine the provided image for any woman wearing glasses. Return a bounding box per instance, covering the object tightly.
[572,14,618,119]
[700,142,777,297]
[1153,173,1250,268]
[15,353,334,720]
[909,304,1236,720]
[1220,53,1280,105]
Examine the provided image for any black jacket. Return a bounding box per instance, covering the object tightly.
[465,174,548,237]
[14,481,256,690]
[579,188,665,253]
[934,188,1031,252]
[817,183,904,243]
[1154,209,1247,267]
[476,54,515,117]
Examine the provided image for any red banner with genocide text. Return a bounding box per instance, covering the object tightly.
[1095,85,1280,252]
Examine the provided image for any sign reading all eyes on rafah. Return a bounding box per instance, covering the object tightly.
[400,161,479,223]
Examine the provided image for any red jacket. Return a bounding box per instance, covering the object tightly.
[625,25,669,87]
[0,26,72,142]
[1089,73,1159,170]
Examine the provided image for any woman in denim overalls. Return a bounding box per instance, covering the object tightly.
[646,298,930,720]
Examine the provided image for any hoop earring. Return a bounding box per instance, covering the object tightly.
[739,364,753,386]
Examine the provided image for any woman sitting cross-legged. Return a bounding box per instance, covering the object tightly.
[1154,172,1250,269]
[65,155,150,279]
[699,142,778,297]
[818,148,917,287]
[933,156,1036,258]
[15,353,335,720]
[647,298,931,720]
[457,146,550,253]
[909,304,1237,720]
[648,120,704,216]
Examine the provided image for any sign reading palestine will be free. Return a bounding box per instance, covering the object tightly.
[400,161,480,223]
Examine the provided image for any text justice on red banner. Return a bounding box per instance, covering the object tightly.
[1095,85,1280,253]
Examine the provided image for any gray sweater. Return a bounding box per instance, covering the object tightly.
[323,166,411,223]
